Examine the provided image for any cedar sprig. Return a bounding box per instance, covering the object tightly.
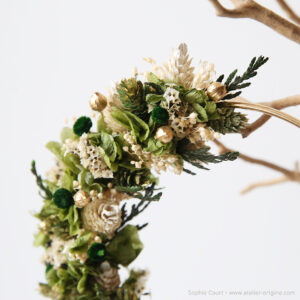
[218,56,269,99]
[226,56,269,91]
[118,184,162,231]
[177,140,239,170]
[119,200,151,230]
[181,147,239,170]
[116,183,162,201]
[182,168,197,176]
[31,160,53,200]
[134,183,163,202]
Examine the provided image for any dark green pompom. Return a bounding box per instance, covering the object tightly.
[88,243,106,262]
[53,188,74,209]
[73,116,92,136]
[151,106,169,125]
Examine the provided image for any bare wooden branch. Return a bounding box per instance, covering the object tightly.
[277,0,300,25]
[240,94,300,138]
[213,139,300,194]
[240,176,289,194]
[208,0,300,44]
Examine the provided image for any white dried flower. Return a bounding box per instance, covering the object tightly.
[64,134,113,179]
[187,123,220,147]
[192,60,216,89]
[42,237,74,269]
[134,269,150,297]
[145,43,194,88]
[124,132,183,175]
[45,159,65,183]
[170,116,194,139]
[162,87,180,109]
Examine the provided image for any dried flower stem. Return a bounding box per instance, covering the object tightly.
[208,0,300,44]
[277,0,300,25]
[239,95,300,138]
[222,99,300,128]
[213,139,300,194]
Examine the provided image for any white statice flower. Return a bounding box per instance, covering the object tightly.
[45,159,65,184]
[64,134,113,179]
[192,60,216,89]
[42,237,74,269]
[163,86,180,109]
[123,132,183,175]
[170,112,198,140]
[151,153,183,175]
[133,269,150,297]
[145,43,194,88]
[161,86,183,121]
[81,189,126,238]
[187,123,220,148]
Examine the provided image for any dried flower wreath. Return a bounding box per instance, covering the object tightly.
[32,44,300,300]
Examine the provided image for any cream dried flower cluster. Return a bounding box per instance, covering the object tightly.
[32,44,270,300]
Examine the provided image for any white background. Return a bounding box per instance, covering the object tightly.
[0,0,300,299]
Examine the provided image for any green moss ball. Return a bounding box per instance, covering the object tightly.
[88,243,106,262]
[73,116,93,136]
[151,106,169,125]
[53,188,74,209]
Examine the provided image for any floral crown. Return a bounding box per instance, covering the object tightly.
[32,44,298,300]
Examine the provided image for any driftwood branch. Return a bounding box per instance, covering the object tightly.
[240,176,289,194]
[214,139,300,194]
[240,94,300,138]
[208,0,300,44]
[277,0,300,25]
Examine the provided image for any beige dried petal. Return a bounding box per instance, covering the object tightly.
[82,196,121,238]
[192,60,216,89]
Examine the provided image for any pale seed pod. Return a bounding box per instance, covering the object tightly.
[74,190,90,208]
[89,92,107,111]
[206,82,227,101]
[155,126,174,143]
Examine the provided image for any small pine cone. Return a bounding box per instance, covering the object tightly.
[96,261,120,291]
[117,78,146,118]
[115,168,152,187]
[209,108,248,134]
